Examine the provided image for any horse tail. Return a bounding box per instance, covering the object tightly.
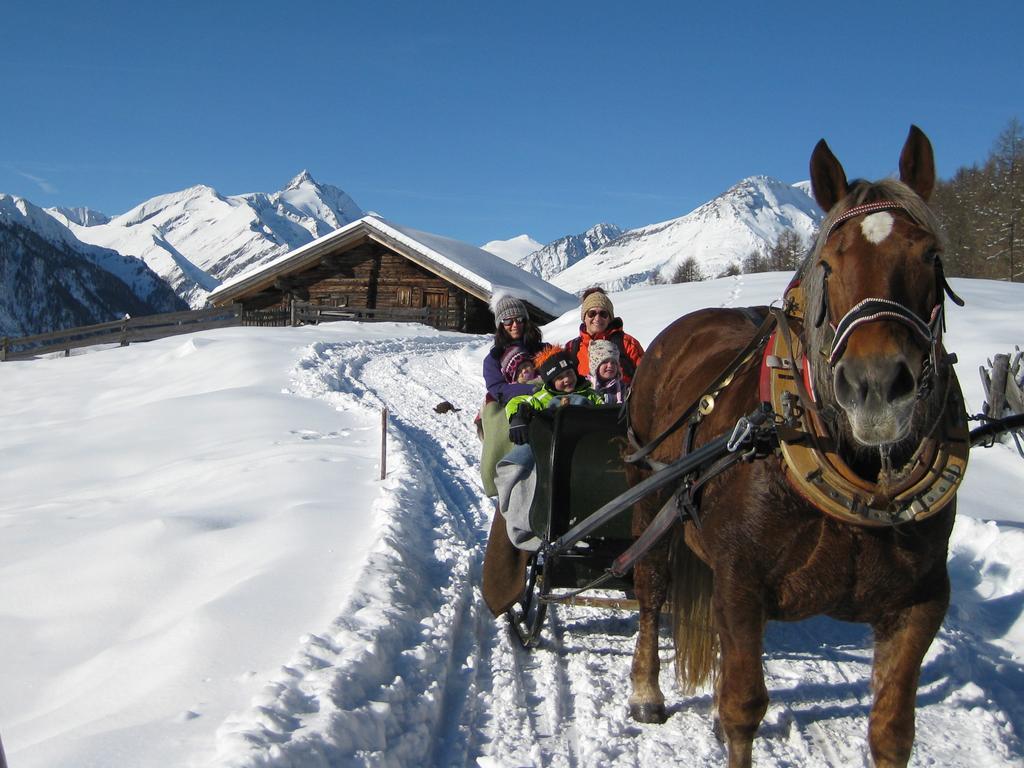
[670,528,717,693]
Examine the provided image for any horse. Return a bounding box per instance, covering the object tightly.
[625,126,968,768]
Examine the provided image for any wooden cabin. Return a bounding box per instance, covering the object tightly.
[207,215,575,333]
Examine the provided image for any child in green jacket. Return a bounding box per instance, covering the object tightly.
[505,345,604,444]
[496,346,605,551]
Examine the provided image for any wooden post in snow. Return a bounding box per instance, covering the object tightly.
[119,313,131,347]
[987,353,1010,444]
[380,407,388,480]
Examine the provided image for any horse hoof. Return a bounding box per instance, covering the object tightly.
[629,702,667,724]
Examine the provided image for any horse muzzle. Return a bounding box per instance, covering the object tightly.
[826,297,943,446]
[833,352,920,445]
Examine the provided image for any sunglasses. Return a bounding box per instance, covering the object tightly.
[501,317,525,327]
[586,309,610,319]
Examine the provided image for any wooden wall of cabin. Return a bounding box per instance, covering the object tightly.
[241,242,495,332]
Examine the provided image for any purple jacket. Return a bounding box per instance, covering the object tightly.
[483,344,545,405]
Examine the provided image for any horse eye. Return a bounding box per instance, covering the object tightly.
[819,260,833,276]
[922,249,939,264]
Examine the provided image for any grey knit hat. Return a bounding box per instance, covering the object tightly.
[491,294,529,328]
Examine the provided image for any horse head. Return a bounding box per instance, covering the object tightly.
[803,126,959,450]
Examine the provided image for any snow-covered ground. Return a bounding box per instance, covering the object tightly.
[0,274,1021,767]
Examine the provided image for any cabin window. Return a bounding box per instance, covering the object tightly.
[397,286,413,307]
[423,289,448,309]
[316,294,347,307]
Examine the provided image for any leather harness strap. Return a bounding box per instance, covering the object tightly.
[625,309,778,467]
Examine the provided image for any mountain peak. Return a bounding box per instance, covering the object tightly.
[510,223,623,280]
[285,170,318,190]
[550,177,822,293]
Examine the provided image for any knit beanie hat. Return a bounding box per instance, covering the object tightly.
[580,287,614,323]
[535,346,576,385]
[500,346,531,382]
[589,339,620,372]
[490,293,529,328]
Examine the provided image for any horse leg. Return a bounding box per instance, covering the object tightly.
[629,542,670,722]
[868,589,948,768]
[715,593,768,768]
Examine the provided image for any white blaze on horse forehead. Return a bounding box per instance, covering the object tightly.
[860,211,895,244]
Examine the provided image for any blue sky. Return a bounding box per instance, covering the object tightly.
[1,1,1021,246]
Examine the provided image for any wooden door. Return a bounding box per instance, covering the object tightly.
[423,289,448,327]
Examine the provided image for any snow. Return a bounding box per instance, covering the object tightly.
[481,234,544,263]
[1,193,184,309]
[550,177,822,294]
[0,274,1022,767]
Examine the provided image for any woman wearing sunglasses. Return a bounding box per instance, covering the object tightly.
[479,293,549,498]
[480,293,551,617]
[564,287,644,385]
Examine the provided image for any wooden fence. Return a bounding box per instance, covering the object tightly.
[1,305,244,361]
[289,301,440,326]
[1,301,448,362]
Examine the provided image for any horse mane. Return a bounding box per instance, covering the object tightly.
[795,178,950,458]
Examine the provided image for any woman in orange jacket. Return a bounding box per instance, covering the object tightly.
[564,287,644,385]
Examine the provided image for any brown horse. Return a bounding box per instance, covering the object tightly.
[626,126,968,767]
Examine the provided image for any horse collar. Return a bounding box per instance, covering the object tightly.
[763,284,969,527]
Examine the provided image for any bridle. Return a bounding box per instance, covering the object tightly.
[813,200,965,400]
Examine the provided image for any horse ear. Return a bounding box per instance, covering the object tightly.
[810,139,848,213]
[899,125,935,201]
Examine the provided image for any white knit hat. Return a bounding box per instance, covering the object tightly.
[589,339,620,371]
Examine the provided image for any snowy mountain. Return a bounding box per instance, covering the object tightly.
[49,171,364,309]
[513,223,625,281]
[0,194,186,337]
[480,233,544,263]
[46,205,110,226]
[550,176,823,294]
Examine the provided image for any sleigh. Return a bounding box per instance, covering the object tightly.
[504,404,637,647]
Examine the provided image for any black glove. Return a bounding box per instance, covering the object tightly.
[508,404,533,445]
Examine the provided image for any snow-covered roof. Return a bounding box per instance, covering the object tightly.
[208,214,577,319]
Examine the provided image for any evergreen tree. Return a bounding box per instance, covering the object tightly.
[670,256,705,283]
